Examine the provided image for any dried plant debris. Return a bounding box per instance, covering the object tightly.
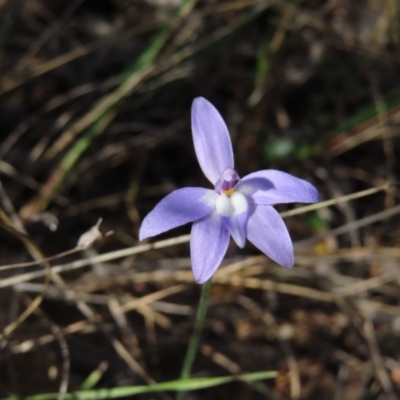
[0,0,400,399]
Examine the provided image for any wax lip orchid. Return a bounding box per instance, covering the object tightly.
[139,97,320,284]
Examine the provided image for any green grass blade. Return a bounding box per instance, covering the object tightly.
[46,0,197,160]
[80,362,109,391]
[20,0,196,218]
[2,371,277,400]
[20,0,272,218]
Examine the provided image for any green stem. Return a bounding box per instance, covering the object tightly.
[176,279,212,400]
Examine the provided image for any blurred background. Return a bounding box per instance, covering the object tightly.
[0,0,400,399]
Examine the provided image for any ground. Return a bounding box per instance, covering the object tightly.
[1,0,400,399]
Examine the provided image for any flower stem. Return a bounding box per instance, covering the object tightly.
[176,279,212,400]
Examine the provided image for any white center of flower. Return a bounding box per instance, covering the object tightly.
[215,192,248,217]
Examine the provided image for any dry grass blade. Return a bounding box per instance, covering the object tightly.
[20,294,71,400]
[334,267,400,297]
[0,25,160,96]
[2,183,385,271]
[296,203,400,248]
[327,106,400,157]
[0,234,191,288]
[48,272,162,389]
[115,284,188,315]
[19,0,273,220]
[0,221,51,340]
[2,0,400,397]
[18,0,198,220]
[280,183,391,217]
[362,319,396,400]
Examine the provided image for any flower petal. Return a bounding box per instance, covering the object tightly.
[221,212,248,248]
[190,213,230,284]
[247,205,294,268]
[238,170,319,205]
[191,97,234,184]
[139,187,216,240]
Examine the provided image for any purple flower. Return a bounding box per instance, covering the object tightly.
[139,97,319,284]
